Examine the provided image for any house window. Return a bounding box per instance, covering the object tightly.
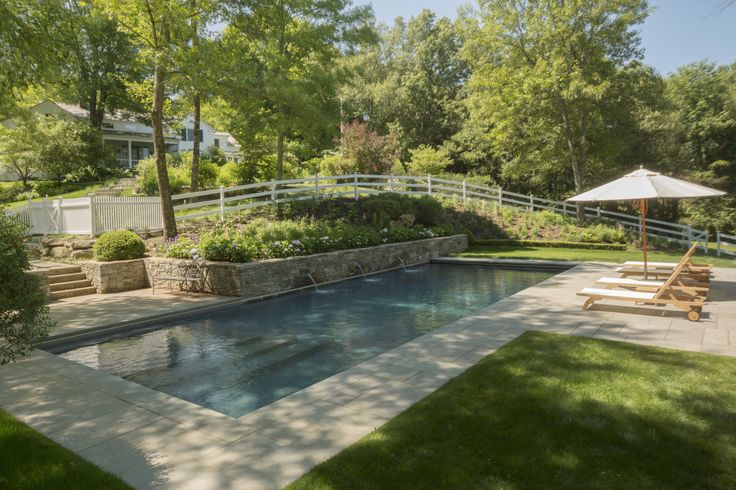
[102,122,114,129]
[183,129,204,142]
[214,138,220,147]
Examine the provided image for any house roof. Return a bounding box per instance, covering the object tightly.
[54,102,90,119]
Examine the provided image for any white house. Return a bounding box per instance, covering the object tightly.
[179,114,241,161]
[1,100,241,176]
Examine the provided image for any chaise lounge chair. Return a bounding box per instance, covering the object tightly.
[578,258,707,321]
[594,276,709,298]
[616,244,713,281]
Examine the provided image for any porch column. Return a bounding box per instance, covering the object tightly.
[127,140,133,168]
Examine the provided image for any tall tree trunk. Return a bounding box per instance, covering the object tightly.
[559,101,586,221]
[191,92,201,192]
[276,127,284,181]
[152,55,177,238]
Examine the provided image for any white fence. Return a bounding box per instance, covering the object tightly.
[3,174,730,257]
[716,231,736,257]
[7,196,162,236]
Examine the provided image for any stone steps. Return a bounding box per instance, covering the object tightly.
[50,279,94,292]
[50,287,98,300]
[48,272,87,284]
[45,265,97,300]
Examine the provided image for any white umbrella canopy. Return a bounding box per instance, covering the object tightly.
[567,167,725,277]
[567,168,726,202]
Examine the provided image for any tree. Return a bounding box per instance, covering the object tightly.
[94,0,186,238]
[220,0,375,181]
[320,121,398,175]
[61,1,143,129]
[341,11,469,159]
[0,214,53,365]
[464,0,648,219]
[0,121,39,188]
[406,145,452,175]
[0,0,66,117]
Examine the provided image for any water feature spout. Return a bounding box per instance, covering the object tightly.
[397,257,407,272]
[305,272,319,291]
[355,262,367,280]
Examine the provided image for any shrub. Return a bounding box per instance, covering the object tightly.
[93,230,146,261]
[135,156,187,196]
[412,196,445,226]
[361,198,402,227]
[217,161,241,187]
[406,145,452,175]
[472,239,628,250]
[199,233,256,262]
[0,214,53,364]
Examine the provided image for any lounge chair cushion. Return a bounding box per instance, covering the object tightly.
[578,288,656,300]
[597,277,664,287]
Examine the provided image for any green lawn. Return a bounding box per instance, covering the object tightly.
[456,244,736,268]
[0,410,130,490]
[289,332,736,489]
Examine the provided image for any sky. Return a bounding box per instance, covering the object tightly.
[360,0,736,75]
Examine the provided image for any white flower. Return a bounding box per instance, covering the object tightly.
[381,228,388,233]
[292,239,302,246]
[190,247,199,255]
[382,238,388,243]
[321,236,330,241]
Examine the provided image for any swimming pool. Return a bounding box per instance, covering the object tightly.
[59,264,554,417]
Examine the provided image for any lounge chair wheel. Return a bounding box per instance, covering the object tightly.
[694,306,703,313]
[687,310,701,322]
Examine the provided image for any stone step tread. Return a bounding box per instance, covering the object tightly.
[50,287,97,300]
[48,272,88,284]
[45,266,82,276]
[50,279,93,292]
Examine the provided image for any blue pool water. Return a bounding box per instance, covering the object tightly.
[60,264,553,417]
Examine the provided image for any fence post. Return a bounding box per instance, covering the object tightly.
[88,196,96,237]
[389,174,394,193]
[56,196,62,235]
[314,173,320,198]
[427,175,432,195]
[219,186,225,221]
[42,196,48,236]
[704,230,709,255]
[529,195,534,211]
[596,206,601,218]
[497,187,503,207]
[270,180,276,201]
[687,225,693,247]
[354,173,359,200]
[717,230,721,257]
[462,181,467,204]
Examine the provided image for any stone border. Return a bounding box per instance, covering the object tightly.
[80,258,149,294]
[144,234,468,298]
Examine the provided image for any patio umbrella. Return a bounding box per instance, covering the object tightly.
[567,167,725,277]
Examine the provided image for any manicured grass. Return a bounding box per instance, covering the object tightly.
[289,332,736,489]
[0,410,130,490]
[456,244,736,268]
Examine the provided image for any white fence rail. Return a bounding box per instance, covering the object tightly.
[3,174,727,256]
[716,231,736,257]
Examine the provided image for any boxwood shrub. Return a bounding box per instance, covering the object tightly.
[93,230,146,261]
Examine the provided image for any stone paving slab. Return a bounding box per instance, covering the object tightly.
[1,263,734,489]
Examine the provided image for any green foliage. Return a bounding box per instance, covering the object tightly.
[341,10,468,160]
[0,115,115,184]
[179,152,219,189]
[406,146,452,175]
[361,198,402,228]
[216,161,240,187]
[135,156,187,196]
[463,0,649,203]
[0,215,53,364]
[93,230,146,261]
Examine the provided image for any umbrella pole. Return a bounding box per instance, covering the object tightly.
[640,199,648,280]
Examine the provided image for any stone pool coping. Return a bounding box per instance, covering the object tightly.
[2,262,735,489]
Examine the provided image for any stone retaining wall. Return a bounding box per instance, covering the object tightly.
[80,258,149,293]
[28,270,51,300]
[145,234,468,298]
